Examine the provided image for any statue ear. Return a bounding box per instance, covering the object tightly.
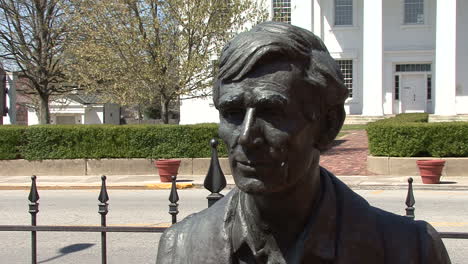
[316,105,346,152]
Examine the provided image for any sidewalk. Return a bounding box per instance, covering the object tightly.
[320,130,374,175]
[1,174,468,191]
[1,130,466,191]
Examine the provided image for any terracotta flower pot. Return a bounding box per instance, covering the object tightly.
[155,159,181,182]
[416,160,445,184]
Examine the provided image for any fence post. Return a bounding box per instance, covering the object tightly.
[28,175,39,264]
[204,139,227,207]
[169,176,179,224]
[98,175,109,264]
[405,177,415,219]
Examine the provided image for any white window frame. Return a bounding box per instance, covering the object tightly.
[272,0,291,24]
[334,0,354,27]
[336,59,354,99]
[331,0,359,30]
[402,0,427,26]
[331,51,359,103]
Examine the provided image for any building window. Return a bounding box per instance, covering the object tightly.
[336,60,353,98]
[404,0,424,24]
[396,63,431,72]
[335,0,353,26]
[395,75,400,100]
[427,75,432,100]
[272,0,291,24]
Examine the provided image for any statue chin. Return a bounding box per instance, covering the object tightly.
[232,170,297,195]
[234,176,270,194]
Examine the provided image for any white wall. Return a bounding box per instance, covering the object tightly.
[179,95,219,124]
[382,0,436,51]
[316,0,441,116]
[382,0,436,115]
[83,106,104,124]
[291,0,312,31]
[31,99,109,125]
[27,109,39,125]
[456,0,468,114]
[316,0,364,114]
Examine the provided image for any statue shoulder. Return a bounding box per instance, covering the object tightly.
[156,189,239,264]
[415,220,451,264]
[373,210,451,263]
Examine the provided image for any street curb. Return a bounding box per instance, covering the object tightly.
[0,182,195,190]
[346,184,468,191]
[2,181,468,191]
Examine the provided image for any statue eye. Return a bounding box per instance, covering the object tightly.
[259,107,283,120]
[222,108,245,124]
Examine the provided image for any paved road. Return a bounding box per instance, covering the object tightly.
[1,188,468,263]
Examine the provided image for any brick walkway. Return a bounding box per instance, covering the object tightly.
[320,130,374,176]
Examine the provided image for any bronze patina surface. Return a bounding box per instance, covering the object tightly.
[156,22,450,264]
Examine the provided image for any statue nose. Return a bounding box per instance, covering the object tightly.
[238,108,264,146]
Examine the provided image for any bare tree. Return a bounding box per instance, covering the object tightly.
[0,0,72,124]
[67,0,267,124]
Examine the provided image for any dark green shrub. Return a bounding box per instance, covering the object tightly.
[373,113,429,125]
[367,114,468,157]
[0,125,27,159]
[19,123,227,160]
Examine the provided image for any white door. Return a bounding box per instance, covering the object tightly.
[56,115,77,124]
[401,75,426,113]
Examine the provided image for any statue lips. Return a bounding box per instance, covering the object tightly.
[235,159,273,174]
[232,148,284,176]
[235,159,274,178]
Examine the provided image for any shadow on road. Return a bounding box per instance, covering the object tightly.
[39,243,95,263]
[439,181,458,185]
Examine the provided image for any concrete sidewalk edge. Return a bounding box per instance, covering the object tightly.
[1,175,468,191]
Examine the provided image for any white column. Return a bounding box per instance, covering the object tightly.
[434,0,457,115]
[4,72,17,124]
[362,0,383,116]
[291,0,312,31]
[312,0,322,38]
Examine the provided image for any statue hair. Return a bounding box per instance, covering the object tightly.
[213,21,349,151]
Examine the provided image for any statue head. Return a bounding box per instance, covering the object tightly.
[213,22,348,194]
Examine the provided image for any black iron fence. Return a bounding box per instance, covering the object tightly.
[0,139,467,264]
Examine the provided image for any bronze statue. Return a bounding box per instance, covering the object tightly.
[156,22,450,264]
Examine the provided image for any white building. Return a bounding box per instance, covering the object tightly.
[1,71,17,125]
[28,94,121,125]
[180,0,468,124]
[0,71,120,125]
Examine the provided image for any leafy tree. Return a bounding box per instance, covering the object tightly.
[0,0,73,124]
[67,0,267,123]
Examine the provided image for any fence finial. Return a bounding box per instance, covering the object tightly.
[98,175,109,204]
[169,176,179,224]
[28,175,40,204]
[29,175,39,264]
[98,175,109,264]
[405,177,415,219]
[204,139,226,207]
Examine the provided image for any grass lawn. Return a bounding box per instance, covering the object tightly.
[336,124,367,139]
[337,132,346,138]
[341,124,367,131]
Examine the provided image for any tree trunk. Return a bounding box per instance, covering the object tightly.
[161,96,170,124]
[38,94,50,124]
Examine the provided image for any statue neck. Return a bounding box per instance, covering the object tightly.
[243,166,322,248]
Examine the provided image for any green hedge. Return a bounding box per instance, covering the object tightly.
[373,113,429,124]
[0,124,227,160]
[0,126,27,159]
[367,114,468,157]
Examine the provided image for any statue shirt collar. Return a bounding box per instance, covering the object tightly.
[228,167,338,263]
